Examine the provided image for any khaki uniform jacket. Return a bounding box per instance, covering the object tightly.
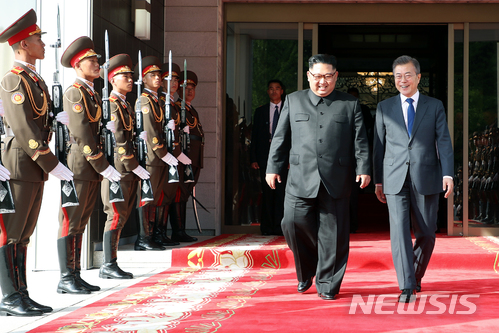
[110,92,139,182]
[137,91,168,167]
[0,63,58,182]
[175,99,204,169]
[64,78,109,181]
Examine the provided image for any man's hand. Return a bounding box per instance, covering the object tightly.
[443,178,454,198]
[375,184,386,204]
[251,162,259,170]
[266,173,281,189]
[356,174,371,189]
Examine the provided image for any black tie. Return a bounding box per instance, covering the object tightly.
[271,105,279,138]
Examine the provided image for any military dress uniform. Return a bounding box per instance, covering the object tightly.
[99,54,141,279]
[0,9,66,316]
[57,37,111,295]
[133,56,174,251]
[171,70,203,242]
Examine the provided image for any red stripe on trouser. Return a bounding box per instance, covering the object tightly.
[175,187,181,202]
[61,207,70,237]
[110,202,120,230]
[157,191,164,206]
[0,215,7,246]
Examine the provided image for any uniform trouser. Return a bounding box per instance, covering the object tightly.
[58,180,100,238]
[1,180,44,246]
[102,179,138,232]
[385,171,439,290]
[282,183,350,295]
[258,167,287,234]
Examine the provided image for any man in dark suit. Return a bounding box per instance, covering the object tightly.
[373,55,454,303]
[266,54,371,300]
[250,79,287,235]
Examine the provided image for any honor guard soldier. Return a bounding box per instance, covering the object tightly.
[134,56,178,251]
[57,37,121,294]
[0,9,73,316]
[99,54,150,278]
[172,70,203,242]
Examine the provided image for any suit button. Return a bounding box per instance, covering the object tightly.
[320,112,324,115]
[319,155,323,158]
[409,147,412,150]
[319,125,323,128]
[406,162,410,165]
[319,139,323,143]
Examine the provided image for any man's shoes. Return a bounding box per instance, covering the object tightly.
[297,278,313,293]
[398,289,416,303]
[318,292,336,300]
[416,280,422,293]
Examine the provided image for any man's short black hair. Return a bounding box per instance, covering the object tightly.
[392,55,421,74]
[268,79,284,90]
[308,54,337,70]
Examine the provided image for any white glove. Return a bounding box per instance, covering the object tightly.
[139,131,147,141]
[161,152,178,166]
[106,121,116,133]
[132,165,150,180]
[49,162,73,181]
[177,152,191,165]
[100,165,121,182]
[167,119,175,131]
[55,111,70,125]
[183,125,190,134]
[0,99,4,117]
[0,164,10,181]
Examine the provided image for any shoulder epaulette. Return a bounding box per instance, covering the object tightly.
[11,66,24,75]
[73,83,82,89]
[141,92,148,97]
[109,95,118,102]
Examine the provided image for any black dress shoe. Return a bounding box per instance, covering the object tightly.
[297,278,313,293]
[21,294,52,313]
[416,280,422,293]
[134,236,165,251]
[318,292,336,300]
[100,262,133,279]
[398,289,416,303]
[0,293,43,317]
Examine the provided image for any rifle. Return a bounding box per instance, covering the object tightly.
[101,30,124,203]
[180,59,194,183]
[50,5,78,208]
[134,51,154,202]
[0,115,15,214]
[164,50,179,183]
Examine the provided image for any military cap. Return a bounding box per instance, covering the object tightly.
[160,62,181,81]
[100,54,134,82]
[61,36,100,68]
[133,56,161,81]
[0,9,45,46]
[180,70,198,86]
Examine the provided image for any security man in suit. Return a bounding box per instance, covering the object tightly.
[134,56,178,251]
[250,79,287,235]
[0,9,73,316]
[99,54,150,279]
[266,54,371,301]
[58,37,122,294]
[172,70,203,242]
[373,55,453,303]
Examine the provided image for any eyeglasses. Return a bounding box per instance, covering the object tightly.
[308,71,337,82]
[394,73,418,81]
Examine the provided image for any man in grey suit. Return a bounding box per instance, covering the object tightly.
[373,55,454,303]
[266,54,371,300]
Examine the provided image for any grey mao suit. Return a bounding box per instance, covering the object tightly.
[267,89,370,295]
[373,92,453,290]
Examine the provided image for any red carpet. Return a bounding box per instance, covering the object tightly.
[28,233,499,332]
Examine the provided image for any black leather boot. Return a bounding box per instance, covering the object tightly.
[153,205,179,246]
[170,202,198,242]
[74,234,100,291]
[0,244,42,316]
[135,206,165,251]
[56,236,90,294]
[15,245,52,313]
[100,229,133,279]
